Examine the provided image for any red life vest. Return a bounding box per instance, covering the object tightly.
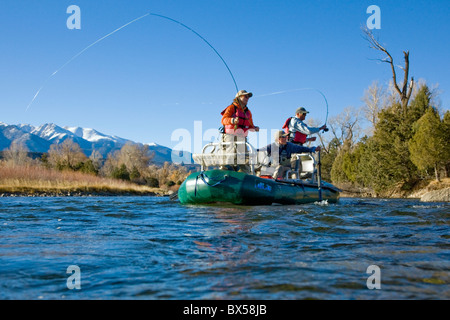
[221,103,252,135]
[282,117,307,144]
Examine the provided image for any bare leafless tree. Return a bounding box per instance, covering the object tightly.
[362,27,414,114]
[328,106,362,149]
[3,141,32,166]
[305,117,329,150]
[48,139,87,169]
[100,143,153,177]
[117,143,152,173]
[89,150,104,171]
[361,81,387,130]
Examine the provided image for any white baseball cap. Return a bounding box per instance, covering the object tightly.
[235,90,253,98]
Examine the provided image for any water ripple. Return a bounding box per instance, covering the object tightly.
[0,196,448,299]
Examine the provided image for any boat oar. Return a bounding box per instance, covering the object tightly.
[317,150,323,201]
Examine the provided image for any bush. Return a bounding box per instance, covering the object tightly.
[129,167,141,180]
[146,177,159,188]
[78,160,99,175]
[111,164,130,181]
[166,180,176,187]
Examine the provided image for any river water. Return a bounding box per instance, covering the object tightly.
[0,196,448,300]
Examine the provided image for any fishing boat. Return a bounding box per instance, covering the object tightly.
[178,141,340,205]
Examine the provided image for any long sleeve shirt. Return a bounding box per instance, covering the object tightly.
[221,103,255,128]
[289,117,322,135]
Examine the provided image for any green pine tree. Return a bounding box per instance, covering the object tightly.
[360,85,433,193]
[321,138,341,181]
[443,111,450,177]
[111,164,130,181]
[409,107,448,181]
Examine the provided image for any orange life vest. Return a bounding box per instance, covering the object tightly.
[282,117,307,144]
[221,103,252,135]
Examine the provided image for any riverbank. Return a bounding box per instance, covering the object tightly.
[1,164,448,201]
[0,185,171,197]
[0,189,164,197]
[0,164,171,197]
[337,178,450,201]
[407,178,450,202]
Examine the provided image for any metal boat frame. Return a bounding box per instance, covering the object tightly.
[193,140,320,183]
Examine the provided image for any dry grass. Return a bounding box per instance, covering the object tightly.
[427,177,450,189]
[0,164,163,195]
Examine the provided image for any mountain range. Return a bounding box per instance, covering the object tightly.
[0,122,192,166]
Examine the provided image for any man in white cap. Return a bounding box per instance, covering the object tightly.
[283,107,327,145]
[220,90,259,171]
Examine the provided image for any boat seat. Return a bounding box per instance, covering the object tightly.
[193,152,257,167]
[259,165,276,177]
[193,153,232,167]
[300,158,315,178]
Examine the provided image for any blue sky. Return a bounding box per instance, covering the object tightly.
[1,0,449,151]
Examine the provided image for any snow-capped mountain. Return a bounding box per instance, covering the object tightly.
[64,126,129,144]
[30,123,93,152]
[0,122,192,165]
[0,123,50,153]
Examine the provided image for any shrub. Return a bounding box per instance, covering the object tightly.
[111,164,130,181]
[146,177,159,188]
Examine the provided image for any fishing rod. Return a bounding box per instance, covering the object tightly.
[26,12,239,111]
[313,88,329,130]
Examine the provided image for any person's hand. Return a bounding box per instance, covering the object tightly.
[254,126,260,132]
[231,117,238,125]
[307,136,317,142]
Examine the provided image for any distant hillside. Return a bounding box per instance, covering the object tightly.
[0,122,194,166]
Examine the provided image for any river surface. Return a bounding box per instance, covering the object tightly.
[0,196,448,300]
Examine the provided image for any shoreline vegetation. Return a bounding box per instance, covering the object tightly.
[336,178,450,201]
[1,162,448,201]
[0,164,173,198]
[0,140,188,198]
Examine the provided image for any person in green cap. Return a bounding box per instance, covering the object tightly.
[282,107,327,145]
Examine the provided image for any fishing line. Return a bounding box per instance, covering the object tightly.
[26,13,150,111]
[148,13,238,93]
[26,12,238,111]
[255,87,329,125]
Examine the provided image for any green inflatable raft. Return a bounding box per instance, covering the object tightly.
[178,169,340,205]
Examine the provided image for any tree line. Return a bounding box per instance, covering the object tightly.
[1,141,190,189]
[314,28,450,196]
[317,82,449,196]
